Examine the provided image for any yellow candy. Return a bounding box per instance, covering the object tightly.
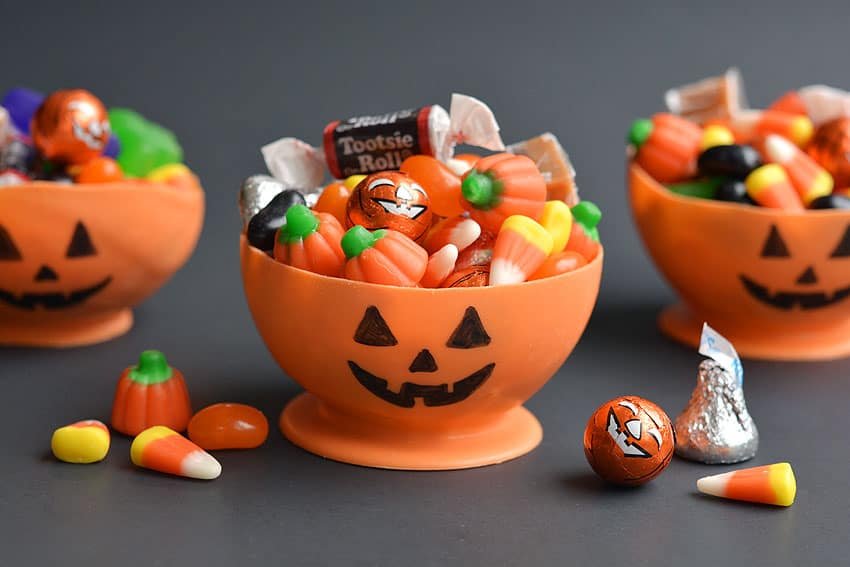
[146,163,192,183]
[51,420,110,464]
[343,174,366,190]
[701,124,735,150]
[538,200,573,253]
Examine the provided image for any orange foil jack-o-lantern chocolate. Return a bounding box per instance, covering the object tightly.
[31,89,110,165]
[807,117,850,188]
[583,395,675,486]
[345,171,432,242]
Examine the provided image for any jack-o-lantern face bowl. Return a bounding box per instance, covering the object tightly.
[241,235,603,470]
[0,180,203,347]
[629,162,850,360]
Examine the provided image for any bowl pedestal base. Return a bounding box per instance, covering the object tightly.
[659,302,850,361]
[0,308,133,348]
[280,392,543,470]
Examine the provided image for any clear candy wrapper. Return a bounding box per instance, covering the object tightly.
[507,132,579,205]
[675,323,758,464]
[798,85,850,126]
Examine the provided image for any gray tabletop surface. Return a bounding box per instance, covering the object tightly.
[3,1,849,565]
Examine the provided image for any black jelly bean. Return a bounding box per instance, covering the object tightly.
[247,189,307,251]
[809,194,850,210]
[697,145,762,180]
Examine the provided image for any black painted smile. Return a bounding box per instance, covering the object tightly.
[0,276,112,310]
[740,274,850,310]
[348,361,495,408]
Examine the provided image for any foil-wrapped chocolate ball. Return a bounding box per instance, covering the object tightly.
[239,174,286,229]
[345,171,432,242]
[31,89,109,165]
[807,117,850,188]
[583,395,675,486]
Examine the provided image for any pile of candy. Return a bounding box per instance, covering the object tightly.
[583,324,797,507]
[50,350,269,480]
[240,94,601,287]
[0,87,193,187]
[629,68,850,210]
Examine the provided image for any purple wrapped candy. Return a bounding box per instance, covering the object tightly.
[104,134,120,158]
[1,87,44,134]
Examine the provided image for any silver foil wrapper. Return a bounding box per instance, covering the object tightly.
[674,359,758,464]
[238,174,285,229]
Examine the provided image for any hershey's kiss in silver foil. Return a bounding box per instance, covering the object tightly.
[674,324,758,464]
[238,174,286,229]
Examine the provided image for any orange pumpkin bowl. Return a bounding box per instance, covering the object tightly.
[629,161,850,360]
[0,180,204,347]
[241,235,603,470]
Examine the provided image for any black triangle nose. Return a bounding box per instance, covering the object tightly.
[796,266,818,285]
[409,349,438,373]
[34,265,58,282]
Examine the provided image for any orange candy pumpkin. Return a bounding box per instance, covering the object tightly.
[460,153,547,233]
[73,156,123,184]
[273,205,345,277]
[630,113,703,184]
[342,226,428,287]
[111,350,192,436]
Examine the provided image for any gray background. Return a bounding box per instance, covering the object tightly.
[2,1,849,565]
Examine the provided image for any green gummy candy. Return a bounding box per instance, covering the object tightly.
[666,178,723,200]
[628,118,653,147]
[109,108,183,177]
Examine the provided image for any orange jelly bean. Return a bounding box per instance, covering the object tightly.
[73,156,124,184]
[313,182,351,225]
[187,403,269,450]
[400,154,465,218]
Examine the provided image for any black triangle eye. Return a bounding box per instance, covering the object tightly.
[0,225,22,261]
[831,226,850,258]
[447,307,491,349]
[761,225,790,258]
[66,222,96,258]
[354,306,397,346]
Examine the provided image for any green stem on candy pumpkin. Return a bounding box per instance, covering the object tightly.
[128,350,173,385]
[461,171,501,210]
[278,205,320,244]
[341,226,386,259]
[572,201,602,242]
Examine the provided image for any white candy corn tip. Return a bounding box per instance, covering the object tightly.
[696,472,729,498]
[182,450,222,480]
[490,260,525,286]
[454,219,482,251]
[437,243,459,264]
[446,158,474,176]
[764,134,795,163]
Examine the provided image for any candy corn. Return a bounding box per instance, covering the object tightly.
[460,153,547,233]
[490,215,553,286]
[529,250,587,280]
[763,134,833,205]
[745,164,805,211]
[768,91,807,116]
[423,216,481,255]
[313,181,351,225]
[51,420,110,464]
[131,425,221,480]
[420,244,458,288]
[629,113,703,183]
[342,226,428,287]
[731,110,814,147]
[697,462,796,507]
[273,205,345,277]
[564,201,602,261]
[538,200,573,254]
